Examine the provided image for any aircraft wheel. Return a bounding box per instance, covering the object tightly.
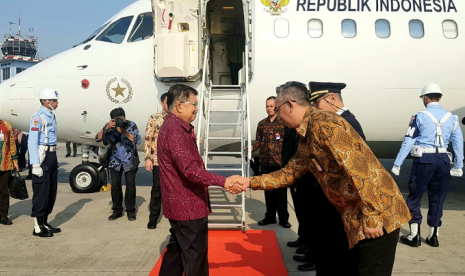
[69,163,100,193]
[89,162,108,188]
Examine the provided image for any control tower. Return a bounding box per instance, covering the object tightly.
[1,20,41,84]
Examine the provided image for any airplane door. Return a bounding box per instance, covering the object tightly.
[152,0,201,81]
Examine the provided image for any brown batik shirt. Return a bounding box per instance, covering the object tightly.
[144,111,168,166]
[250,107,411,248]
[251,116,285,167]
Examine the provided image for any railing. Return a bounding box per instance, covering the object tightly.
[197,37,210,151]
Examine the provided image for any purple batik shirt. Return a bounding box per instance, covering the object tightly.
[157,113,226,221]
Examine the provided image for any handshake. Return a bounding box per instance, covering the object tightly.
[224,175,251,194]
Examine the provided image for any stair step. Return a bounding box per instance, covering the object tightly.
[207,168,242,172]
[208,222,243,227]
[209,122,241,126]
[208,137,242,140]
[208,151,242,155]
[211,203,243,208]
[211,96,242,100]
[211,85,241,89]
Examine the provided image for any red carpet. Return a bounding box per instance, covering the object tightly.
[150,230,288,276]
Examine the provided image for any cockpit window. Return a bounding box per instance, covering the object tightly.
[128,13,154,42]
[74,22,110,46]
[96,16,134,44]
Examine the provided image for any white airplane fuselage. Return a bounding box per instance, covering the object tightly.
[0,0,464,158]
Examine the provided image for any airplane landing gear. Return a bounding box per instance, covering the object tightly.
[69,144,107,193]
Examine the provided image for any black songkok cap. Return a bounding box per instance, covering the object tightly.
[309,81,346,102]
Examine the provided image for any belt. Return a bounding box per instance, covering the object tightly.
[421,147,447,154]
[39,145,57,152]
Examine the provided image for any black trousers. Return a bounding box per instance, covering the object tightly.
[229,61,243,85]
[262,165,289,223]
[18,134,28,170]
[159,217,209,276]
[407,154,451,227]
[149,166,162,223]
[0,170,12,218]
[109,167,138,213]
[31,151,58,217]
[354,228,400,276]
[66,142,77,155]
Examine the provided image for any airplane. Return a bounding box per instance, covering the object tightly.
[0,0,464,194]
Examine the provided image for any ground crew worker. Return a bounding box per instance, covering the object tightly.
[28,88,61,238]
[392,83,464,247]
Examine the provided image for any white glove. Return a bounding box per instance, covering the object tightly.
[391,165,400,176]
[450,168,463,177]
[32,164,43,177]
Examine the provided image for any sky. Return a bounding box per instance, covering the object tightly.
[0,0,138,58]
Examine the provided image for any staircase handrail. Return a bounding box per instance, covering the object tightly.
[197,37,210,151]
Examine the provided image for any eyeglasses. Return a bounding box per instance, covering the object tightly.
[274,100,296,113]
[311,95,329,108]
[179,101,198,108]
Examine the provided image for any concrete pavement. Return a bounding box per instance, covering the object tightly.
[1,142,464,275]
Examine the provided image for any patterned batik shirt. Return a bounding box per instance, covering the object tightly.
[0,120,18,171]
[144,111,168,166]
[250,107,411,249]
[251,116,285,167]
[96,121,141,172]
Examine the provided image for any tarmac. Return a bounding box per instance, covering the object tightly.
[1,141,465,276]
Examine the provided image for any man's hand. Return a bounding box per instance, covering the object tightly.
[145,159,153,172]
[32,164,43,177]
[14,163,19,172]
[450,168,463,177]
[106,119,116,130]
[391,165,400,176]
[363,225,384,239]
[224,175,249,194]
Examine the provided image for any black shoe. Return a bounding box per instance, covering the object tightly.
[65,154,70,158]
[296,244,310,255]
[72,154,76,157]
[287,239,304,248]
[44,215,61,233]
[297,262,316,271]
[399,233,421,247]
[280,222,291,228]
[426,236,439,247]
[32,229,53,238]
[147,221,157,229]
[258,219,276,226]
[108,212,123,221]
[127,212,136,221]
[33,216,53,238]
[293,255,308,263]
[0,217,13,225]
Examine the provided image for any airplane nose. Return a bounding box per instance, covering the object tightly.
[0,81,10,121]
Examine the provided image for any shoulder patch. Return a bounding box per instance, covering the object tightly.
[31,127,39,131]
[32,116,41,126]
[409,115,416,126]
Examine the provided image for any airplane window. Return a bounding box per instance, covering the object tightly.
[376,19,390,38]
[96,16,134,44]
[342,19,356,38]
[128,13,154,42]
[308,19,323,38]
[274,19,289,38]
[443,20,458,39]
[409,20,424,39]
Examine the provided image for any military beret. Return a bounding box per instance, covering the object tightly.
[309,82,346,102]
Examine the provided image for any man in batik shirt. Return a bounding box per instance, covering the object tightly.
[144,92,168,229]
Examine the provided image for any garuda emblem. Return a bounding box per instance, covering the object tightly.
[261,0,290,15]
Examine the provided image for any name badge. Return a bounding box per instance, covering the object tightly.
[275,133,280,140]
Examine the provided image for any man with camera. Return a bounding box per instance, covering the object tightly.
[95,107,141,221]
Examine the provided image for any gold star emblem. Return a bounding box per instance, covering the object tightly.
[111,83,126,97]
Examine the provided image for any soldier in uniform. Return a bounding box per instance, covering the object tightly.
[28,88,61,238]
[309,81,365,140]
[392,83,464,247]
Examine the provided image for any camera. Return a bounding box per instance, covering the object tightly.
[114,118,129,130]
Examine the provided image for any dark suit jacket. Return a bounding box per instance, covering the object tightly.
[341,110,366,141]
